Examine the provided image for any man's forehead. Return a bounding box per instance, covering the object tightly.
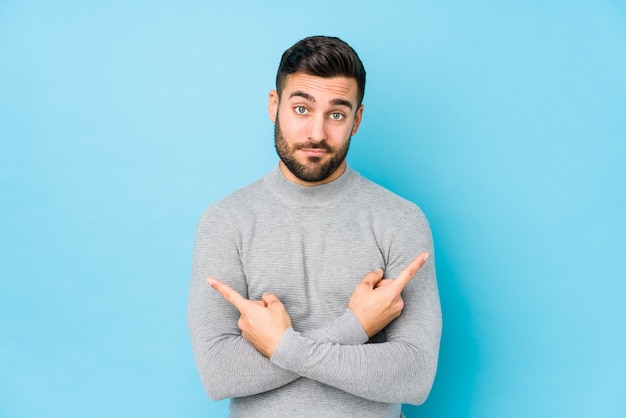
[282,73,358,103]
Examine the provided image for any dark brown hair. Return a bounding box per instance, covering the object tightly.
[276,36,366,106]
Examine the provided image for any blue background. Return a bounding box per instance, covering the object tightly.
[1,1,625,417]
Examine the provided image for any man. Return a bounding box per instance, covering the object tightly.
[188,36,442,418]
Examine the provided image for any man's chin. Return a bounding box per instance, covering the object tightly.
[291,163,332,183]
[303,156,323,164]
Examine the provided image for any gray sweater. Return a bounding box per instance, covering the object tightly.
[188,165,442,418]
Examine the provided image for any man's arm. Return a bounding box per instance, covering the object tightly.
[209,253,428,357]
[207,206,442,404]
[188,207,300,400]
[271,254,440,405]
[273,208,442,404]
[188,206,383,400]
[210,255,439,404]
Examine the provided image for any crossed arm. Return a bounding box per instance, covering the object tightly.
[188,206,441,404]
[208,253,429,358]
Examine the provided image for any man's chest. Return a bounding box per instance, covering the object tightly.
[239,213,386,328]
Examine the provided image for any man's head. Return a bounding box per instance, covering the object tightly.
[270,36,367,186]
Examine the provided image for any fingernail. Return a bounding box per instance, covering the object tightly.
[424,253,429,260]
[206,278,213,287]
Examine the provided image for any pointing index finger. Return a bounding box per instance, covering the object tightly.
[392,252,429,290]
[207,277,247,310]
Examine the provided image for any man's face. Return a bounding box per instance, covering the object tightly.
[269,73,363,186]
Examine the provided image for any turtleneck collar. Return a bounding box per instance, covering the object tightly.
[263,163,360,207]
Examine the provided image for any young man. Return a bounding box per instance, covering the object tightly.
[188,36,441,418]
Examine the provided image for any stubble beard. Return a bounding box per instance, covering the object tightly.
[273,116,351,183]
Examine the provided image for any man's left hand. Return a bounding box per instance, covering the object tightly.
[208,277,292,358]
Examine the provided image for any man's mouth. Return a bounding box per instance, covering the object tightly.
[296,142,331,158]
[299,148,329,157]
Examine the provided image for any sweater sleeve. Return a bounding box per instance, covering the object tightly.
[269,206,442,405]
[187,206,369,400]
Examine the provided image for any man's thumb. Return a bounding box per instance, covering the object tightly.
[262,292,282,307]
[360,268,384,288]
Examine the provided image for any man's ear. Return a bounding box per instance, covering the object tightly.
[351,104,364,135]
[268,90,279,123]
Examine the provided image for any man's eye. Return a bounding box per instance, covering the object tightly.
[294,106,308,114]
[330,112,345,121]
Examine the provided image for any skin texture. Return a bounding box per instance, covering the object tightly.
[269,73,364,186]
[347,253,429,337]
[206,279,293,358]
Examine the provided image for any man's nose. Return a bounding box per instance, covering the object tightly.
[307,115,327,143]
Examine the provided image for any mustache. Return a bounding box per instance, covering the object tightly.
[295,141,332,151]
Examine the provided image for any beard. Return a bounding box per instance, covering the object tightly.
[274,116,351,183]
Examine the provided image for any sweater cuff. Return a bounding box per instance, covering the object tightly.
[301,308,369,345]
[270,327,311,373]
[271,310,369,372]
[340,308,370,344]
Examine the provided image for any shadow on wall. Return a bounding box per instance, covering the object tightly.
[403,246,481,418]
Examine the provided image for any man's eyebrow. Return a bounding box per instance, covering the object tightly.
[330,98,353,110]
[288,91,353,110]
[289,91,315,102]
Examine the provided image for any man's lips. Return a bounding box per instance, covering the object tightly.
[299,148,329,157]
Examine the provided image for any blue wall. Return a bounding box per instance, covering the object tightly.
[1,1,625,417]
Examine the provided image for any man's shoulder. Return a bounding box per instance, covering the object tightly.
[354,173,424,217]
[208,176,267,212]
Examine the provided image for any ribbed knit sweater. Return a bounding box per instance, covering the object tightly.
[188,164,442,418]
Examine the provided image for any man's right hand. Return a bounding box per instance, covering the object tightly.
[348,253,429,338]
[208,277,292,358]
